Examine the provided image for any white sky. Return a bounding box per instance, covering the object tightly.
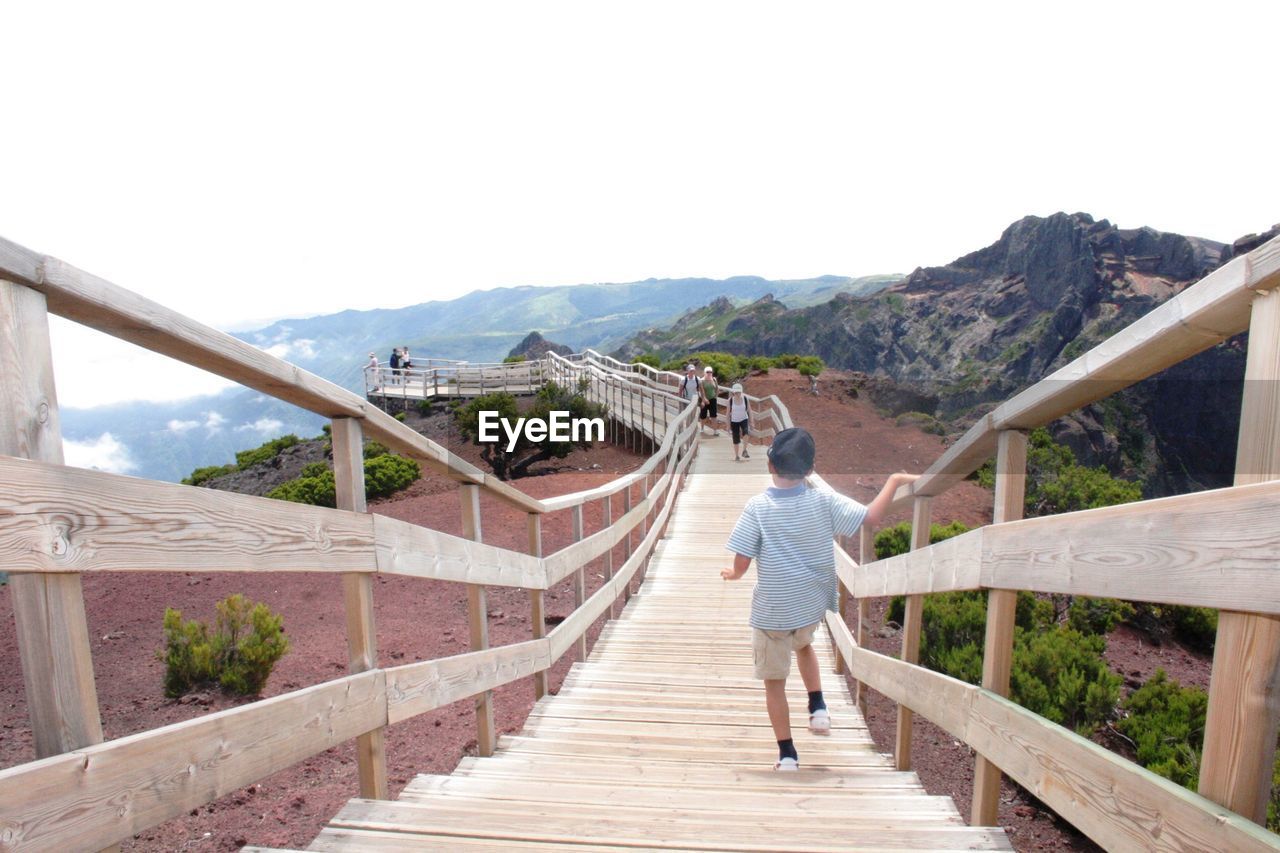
[3,1,1277,409]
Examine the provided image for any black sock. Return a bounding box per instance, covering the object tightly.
[808,691,826,714]
[778,738,798,761]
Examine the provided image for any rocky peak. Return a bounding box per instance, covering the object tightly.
[507,331,573,360]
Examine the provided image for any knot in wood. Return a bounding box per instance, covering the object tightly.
[37,401,50,424]
[50,527,69,557]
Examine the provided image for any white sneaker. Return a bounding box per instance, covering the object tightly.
[809,708,831,735]
[774,756,799,772]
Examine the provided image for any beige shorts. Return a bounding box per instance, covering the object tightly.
[752,623,819,680]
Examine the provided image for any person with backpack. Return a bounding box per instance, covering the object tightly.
[728,383,750,461]
[678,363,701,405]
[389,347,402,385]
[700,366,720,436]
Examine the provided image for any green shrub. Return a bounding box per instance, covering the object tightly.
[158,594,290,698]
[300,461,329,479]
[363,440,390,459]
[1115,670,1206,789]
[234,435,300,470]
[503,355,527,363]
[394,411,407,422]
[745,355,773,374]
[1012,626,1121,735]
[364,454,421,499]
[796,355,825,378]
[634,353,662,369]
[267,470,336,507]
[182,464,236,487]
[1069,597,1135,635]
[874,520,971,559]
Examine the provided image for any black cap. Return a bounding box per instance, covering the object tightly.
[767,427,815,478]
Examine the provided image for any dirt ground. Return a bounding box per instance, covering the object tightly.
[0,369,1210,850]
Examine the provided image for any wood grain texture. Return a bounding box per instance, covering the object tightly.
[1,280,104,762]
[385,640,551,725]
[371,513,544,588]
[1201,287,1280,822]
[0,455,379,574]
[0,671,385,852]
[973,430,1027,826]
[895,497,932,771]
[826,613,1280,852]
[527,514,548,700]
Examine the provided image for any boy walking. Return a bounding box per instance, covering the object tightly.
[723,427,919,770]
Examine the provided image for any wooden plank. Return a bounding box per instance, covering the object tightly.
[979,477,1280,614]
[895,496,931,771]
[371,512,545,589]
[855,527,872,714]
[385,639,551,725]
[1201,287,1280,822]
[0,455,378,574]
[1,279,104,761]
[972,429,1026,826]
[570,504,588,661]
[542,489,652,586]
[0,671,385,852]
[839,524,983,598]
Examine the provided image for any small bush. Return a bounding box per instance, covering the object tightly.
[234,435,300,470]
[364,454,421,499]
[503,355,527,363]
[874,520,971,560]
[363,440,390,459]
[745,355,773,374]
[183,464,236,487]
[267,470,336,507]
[634,353,662,369]
[795,356,825,378]
[1069,597,1135,635]
[159,594,290,698]
[1012,626,1121,735]
[394,411,407,422]
[300,461,329,479]
[1115,669,1206,789]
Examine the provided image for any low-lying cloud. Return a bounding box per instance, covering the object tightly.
[235,417,285,434]
[63,433,137,474]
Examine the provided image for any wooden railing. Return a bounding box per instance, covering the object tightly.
[364,357,546,401]
[788,234,1279,851]
[0,235,701,851]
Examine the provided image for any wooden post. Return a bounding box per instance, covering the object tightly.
[527,513,548,701]
[1,280,106,763]
[330,417,388,800]
[461,484,496,756]
[602,495,615,618]
[971,429,1028,826]
[571,505,587,661]
[895,496,932,771]
[834,535,850,677]
[855,527,873,716]
[622,485,634,604]
[1200,288,1280,822]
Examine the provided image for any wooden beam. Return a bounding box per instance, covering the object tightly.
[332,417,388,801]
[384,639,550,725]
[895,496,931,771]
[602,495,615,619]
[0,671,384,852]
[855,527,872,714]
[972,430,1026,826]
[825,613,1280,853]
[527,514,548,701]
[1201,287,1280,822]
[371,512,545,588]
[460,485,495,757]
[1,279,104,762]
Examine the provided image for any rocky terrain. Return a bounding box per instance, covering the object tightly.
[619,213,1280,495]
[507,330,573,360]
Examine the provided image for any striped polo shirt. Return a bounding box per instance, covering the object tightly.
[726,483,868,630]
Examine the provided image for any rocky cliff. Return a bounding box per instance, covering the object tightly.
[618,213,1279,495]
[507,331,573,360]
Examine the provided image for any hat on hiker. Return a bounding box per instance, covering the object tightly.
[768,427,815,479]
[685,364,696,372]
[704,366,713,374]
[731,383,743,393]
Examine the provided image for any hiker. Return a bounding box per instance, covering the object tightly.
[389,347,402,384]
[722,427,920,770]
[678,363,701,404]
[700,366,720,436]
[367,352,381,391]
[728,383,750,461]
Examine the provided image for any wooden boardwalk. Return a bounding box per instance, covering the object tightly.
[294,446,1012,851]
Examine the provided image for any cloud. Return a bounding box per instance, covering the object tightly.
[63,433,137,474]
[167,419,200,433]
[262,337,319,361]
[235,417,285,435]
[204,411,227,433]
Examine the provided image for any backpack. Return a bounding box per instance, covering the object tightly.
[389,350,400,369]
[679,375,698,399]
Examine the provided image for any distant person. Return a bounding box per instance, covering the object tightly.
[700,366,720,436]
[367,352,381,391]
[402,346,413,371]
[389,347,402,384]
[723,427,920,771]
[678,363,700,402]
[729,383,750,461]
